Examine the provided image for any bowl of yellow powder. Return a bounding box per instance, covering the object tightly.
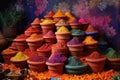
[10,51,29,69]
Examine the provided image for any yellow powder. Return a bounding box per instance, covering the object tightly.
[3,48,14,53]
[11,51,28,61]
[65,12,76,23]
[86,25,98,32]
[57,26,70,33]
[83,36,98,44]
[53,10,66,18]
[42,19,55,24]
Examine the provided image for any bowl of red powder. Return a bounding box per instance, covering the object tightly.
[27,55,47,72]
[13,34,28,51]
[85,51,106,73]
[44,10,55,20]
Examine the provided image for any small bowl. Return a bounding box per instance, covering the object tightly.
[65,64,88,74]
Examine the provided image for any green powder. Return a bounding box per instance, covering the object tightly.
[105,48,120,58]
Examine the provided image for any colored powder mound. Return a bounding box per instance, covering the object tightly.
[27,33,43,40]
[28,55,47,62]
[65,12,75,23]
[70,19,79,25]
[87,51,105,59]
[25,26,40,32]
[53,10,66,18]
[56,19,69,25]
[105,48,120,58]
[24,48,36,57]
[83,36,98,44]
[3,48,15,53]
[79,18,88,24]
[57,26,70,33]
[45,10,55,17]
[44,31,55,36]
[85,25,97,32]
[66,56,83,66]
[37,43,52,52]
[31,18,41,24]
[15,34,27,39]
[47,52,67,63]
[67,37,81,45]
[41,19,55,24]
[11,51,29,61]
[71,30,84,35]
[52,41,67,49]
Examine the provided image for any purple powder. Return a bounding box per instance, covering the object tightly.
[67,37,81,45]
[28,55,48,62]
[70,19,79,24]
[47,52,67,63]
[44,31,55,36]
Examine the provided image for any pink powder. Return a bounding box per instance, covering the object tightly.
[67,37,81,45]
[44,31,55,36]
[70,19,79,25]
[79,18,88,24]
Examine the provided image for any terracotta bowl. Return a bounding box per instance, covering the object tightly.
[27,60,47,72]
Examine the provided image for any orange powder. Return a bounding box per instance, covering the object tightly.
[53,10,66,18]
[2,48,15,53]
[83,36,98,45]
[86,24,98,32]
[65,12,76,23]
[27,33,43,40]
[25,26,40,32]
[31,18,41,25]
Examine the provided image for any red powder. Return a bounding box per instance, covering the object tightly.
[25,26,40,32]
[24,48,37,57]
[16,34,27,39]
[37,43,52,52]
[87,51,105,59]
[52,41,67,49]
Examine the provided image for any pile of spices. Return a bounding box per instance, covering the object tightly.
[11,51,29,61]
[65,12,75,23]
[67,37,82,45]
[66,56,83,66]
[28,55,47,62]
[105,48,120,58]
[56,26,70,33]
[44,31,56,37]
[23,48,36,57]
[47,52,67,63]
[71,29,85,36]
[86,51,105,59]
[31,17,41,25]
[25,26,40,32]
[85,25,98,33]
[26,33,43,40]
[83,36,98,44]
[55,19,69,26]
[53,10,66,18]
[79,18,88,24]
[41,19,55,24]
[37,43,52,52]
[70,19,80,25]
[2,48,15,53]
[44,10,55,18]
[52,41,67,49]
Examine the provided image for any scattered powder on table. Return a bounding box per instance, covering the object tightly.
[53,10,66,18]
[11,51,29,61]
[85,25,98,32]
[47,52,67,63]
[66,56,83,66]
[2,48,15,53]
[56,26,70,33]
[26,33,43,40]
[15,34,27,39]
[45,10,55,17]
[83,36,98,44]
[71,29,84,35]
[105,48,120,58]
[37,43,52,52]
[87,51,105,59]
[28,55,47,62]
[31,18,41,25]
[67,37,81,45]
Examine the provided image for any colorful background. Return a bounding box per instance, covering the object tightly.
[1,0,120,51]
